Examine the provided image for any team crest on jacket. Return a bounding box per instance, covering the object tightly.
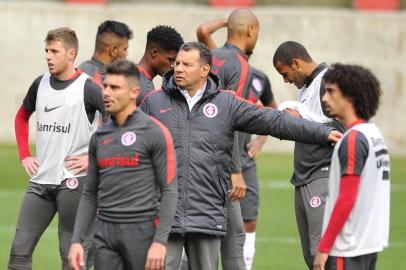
[66,178,78,189]
[203,103,218,118]
[121,131,136,146]
[310,196,321,208]
[252,78,263,92]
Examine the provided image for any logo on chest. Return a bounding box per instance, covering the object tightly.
[252,78,263,93]
[121,131,136,146]
[203,103,218,118]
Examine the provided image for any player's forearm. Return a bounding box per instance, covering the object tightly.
[154,183,178,245]
[71,193,97,244]
[234,101,334,145]
[231,132,242,173]
[318,175,360,253]
[256,135,268,145]
[196,18,227,50]
[15,106,32,160]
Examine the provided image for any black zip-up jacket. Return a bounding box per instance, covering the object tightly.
[140,71,334,236]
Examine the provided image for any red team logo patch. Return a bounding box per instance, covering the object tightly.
[121,131,136,146]
[66,178,78,190]
[310,196,321,208]
[203,103,218,118]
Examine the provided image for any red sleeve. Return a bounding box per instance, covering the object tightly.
[149,116,176,184]
[15,105,33,160]
[235,53,249,97]
[318,174,361,253]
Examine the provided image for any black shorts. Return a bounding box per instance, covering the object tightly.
[326,253,378,270]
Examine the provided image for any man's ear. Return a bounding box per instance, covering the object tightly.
[130,85,141,100]
[292,58,302,71]
[108,45,118,58]
[150,48,158,59]
[201,63,210,78]
[247,24,254,37]
[68,48,77,61]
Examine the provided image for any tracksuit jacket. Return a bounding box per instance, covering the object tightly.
[140,71,334,236]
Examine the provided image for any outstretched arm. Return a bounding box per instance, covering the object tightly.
[229,92,341,145]
[196,18,228,50]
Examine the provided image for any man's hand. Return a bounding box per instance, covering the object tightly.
[313,252,328,270]
[145,242,166,270]
[68,243,85,270]
[284,108,302,118]
[229,173,246,201]
[327,130,342,145]
[247,136,267,159]
[65,155,89,174]
[21,157,39,177]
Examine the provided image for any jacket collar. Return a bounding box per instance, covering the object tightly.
[304,63,328,88]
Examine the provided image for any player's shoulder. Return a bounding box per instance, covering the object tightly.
[339,128,369,151]
[217,90,240,103]
[212,46,235,59]
[142,88,166,102]
[29,74,45,89]
[84,76,102,91]
[78,60,101,77]
[146,114,171,137]
[95,120,115,135]
[78,59,93,70]
[252,68,268,79]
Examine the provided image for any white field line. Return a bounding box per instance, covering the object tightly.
[259,180,406,192]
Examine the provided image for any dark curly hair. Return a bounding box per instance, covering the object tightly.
[323,63,381,120]
[146,25,184,52]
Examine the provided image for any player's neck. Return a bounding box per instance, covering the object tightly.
[226,38,247,55]
[341,109,359,128]
[54,65,77,81]
[138,56,157,79]
[186,81,206,97]
[93,52,111,67]
[115,105,137,126]
[303,61,319,78]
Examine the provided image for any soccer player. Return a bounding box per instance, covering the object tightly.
[79,20,133,85]
[313,64,390,270]
[68,60,177,270]
[140,41,341,270]
[10,27,105,270]
[273,41,345,269]
[79,21,133,267]
[197,17,277,270]
[136,25,183,105]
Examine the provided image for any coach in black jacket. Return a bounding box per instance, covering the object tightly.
[140,42,341,270]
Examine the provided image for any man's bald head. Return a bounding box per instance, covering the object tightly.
[227,9,259,37]
[227,9,260,55]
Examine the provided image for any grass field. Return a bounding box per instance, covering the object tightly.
[0,144,405,269]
